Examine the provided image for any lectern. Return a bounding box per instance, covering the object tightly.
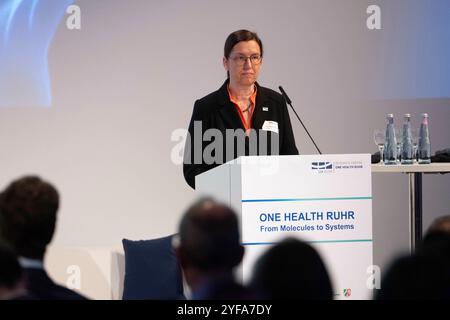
[196,154,373,300]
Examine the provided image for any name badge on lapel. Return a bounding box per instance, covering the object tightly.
[262,120,279,134]
[262,107,269,111]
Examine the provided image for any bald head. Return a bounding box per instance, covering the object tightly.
[427,215,450,235]
[177,198,242,272]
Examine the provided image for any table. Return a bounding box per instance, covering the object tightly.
[372,163,450,253]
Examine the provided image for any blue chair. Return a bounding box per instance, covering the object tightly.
[122,235,185,300]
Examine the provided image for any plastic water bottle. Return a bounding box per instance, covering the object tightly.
[383,114,397,165]
[418,113,431,164]
[401,114,413,164]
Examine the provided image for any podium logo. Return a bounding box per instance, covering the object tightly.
[311,162,333,170]
[343,288,352,297]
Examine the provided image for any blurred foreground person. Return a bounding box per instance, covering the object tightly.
[0,244,31,300]
[0,176,87,300]
[250,237,333,300]
[174,198,256,299]
[422,215,450,259]
[376,215,450,300]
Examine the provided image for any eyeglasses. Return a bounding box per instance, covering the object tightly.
[230,54,262,66]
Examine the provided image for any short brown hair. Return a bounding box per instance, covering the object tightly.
[0,176,59,259]
[224,29,263,59]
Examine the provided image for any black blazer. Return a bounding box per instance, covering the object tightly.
[24,268,88,300]
[183,80,299,189]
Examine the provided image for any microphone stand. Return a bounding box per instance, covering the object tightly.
[279,86,322,155]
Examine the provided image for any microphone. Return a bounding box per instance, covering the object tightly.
[279,86,322,154]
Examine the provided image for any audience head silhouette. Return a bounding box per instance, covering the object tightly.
[426,215,450,235]
[177,198,243,272]
[376,253,450,300]
[0,176,59,260]
[175,198,250,299]
[251,237,333,300]
[422,215,450,260]
[0,175,86,300]
[376,215,450,300]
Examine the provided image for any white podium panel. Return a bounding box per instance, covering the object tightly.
[196,154,372,300]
